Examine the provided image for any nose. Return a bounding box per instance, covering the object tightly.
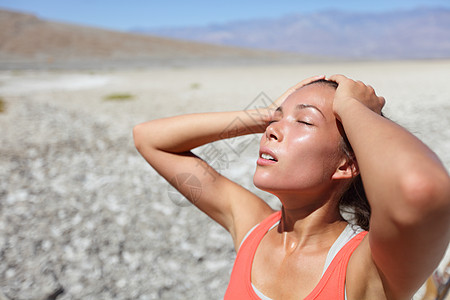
[265,122,283,142]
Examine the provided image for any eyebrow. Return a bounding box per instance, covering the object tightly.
[296,104,326,119]
[275,104,325,119]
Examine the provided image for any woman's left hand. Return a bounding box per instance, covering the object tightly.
[329,74,385,120]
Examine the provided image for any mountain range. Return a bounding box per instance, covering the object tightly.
[134,7,450,59]
[0,9,319,70]
[2,7,449,70]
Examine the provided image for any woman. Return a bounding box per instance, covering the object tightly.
[133,75,450,299]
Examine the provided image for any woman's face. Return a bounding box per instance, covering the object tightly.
[253,83,345,197]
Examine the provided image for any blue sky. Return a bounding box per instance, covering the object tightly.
[0,0,449,31]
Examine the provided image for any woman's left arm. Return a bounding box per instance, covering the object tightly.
[330,75,450,299]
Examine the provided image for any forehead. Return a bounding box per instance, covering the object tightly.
[282,83,336,109]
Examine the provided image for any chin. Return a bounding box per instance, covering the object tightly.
[253,173,277,193]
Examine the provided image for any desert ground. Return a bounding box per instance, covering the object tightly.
[0,60,449,299]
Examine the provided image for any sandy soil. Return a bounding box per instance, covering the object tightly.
[0,60,449,299]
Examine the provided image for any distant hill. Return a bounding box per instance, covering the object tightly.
[0,10,321,70]
[136,7,450,60]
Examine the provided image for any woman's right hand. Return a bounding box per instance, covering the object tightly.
[267,75,326,110]
[248,75,326,128]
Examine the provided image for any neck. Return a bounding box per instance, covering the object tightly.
[274,192,347,251]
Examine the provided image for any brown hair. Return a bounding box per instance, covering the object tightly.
[305,79,371,230]
[338,134,371,230]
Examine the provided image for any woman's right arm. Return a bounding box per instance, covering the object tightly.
[133,109,274,249]
[133,75,324,249]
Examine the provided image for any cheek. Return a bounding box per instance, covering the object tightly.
[254,130,343,190]
[288,134,342,179]
[319,140,343,180]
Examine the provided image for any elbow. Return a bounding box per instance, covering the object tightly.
[396,170,450,225]
[132,123,146,152]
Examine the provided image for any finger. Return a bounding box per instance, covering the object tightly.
[366,85,375,94]
[327,74,348,84]
[291,75,326,90]
[356,80,367,88]
[270,75,326,109]
[299,74,326,86]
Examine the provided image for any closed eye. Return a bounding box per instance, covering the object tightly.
[298,120,313,126]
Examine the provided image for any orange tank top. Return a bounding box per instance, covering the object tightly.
[224,211,368,299]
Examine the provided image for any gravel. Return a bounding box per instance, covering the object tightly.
[0,64,449,299]
[0,91,238,300]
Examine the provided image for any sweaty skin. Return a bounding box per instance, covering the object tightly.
[133,75,450,299]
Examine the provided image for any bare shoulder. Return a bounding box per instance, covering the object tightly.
[227,183,275,251]
[346,235,387,300]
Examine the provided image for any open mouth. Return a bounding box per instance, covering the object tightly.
[261,153,277,162]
